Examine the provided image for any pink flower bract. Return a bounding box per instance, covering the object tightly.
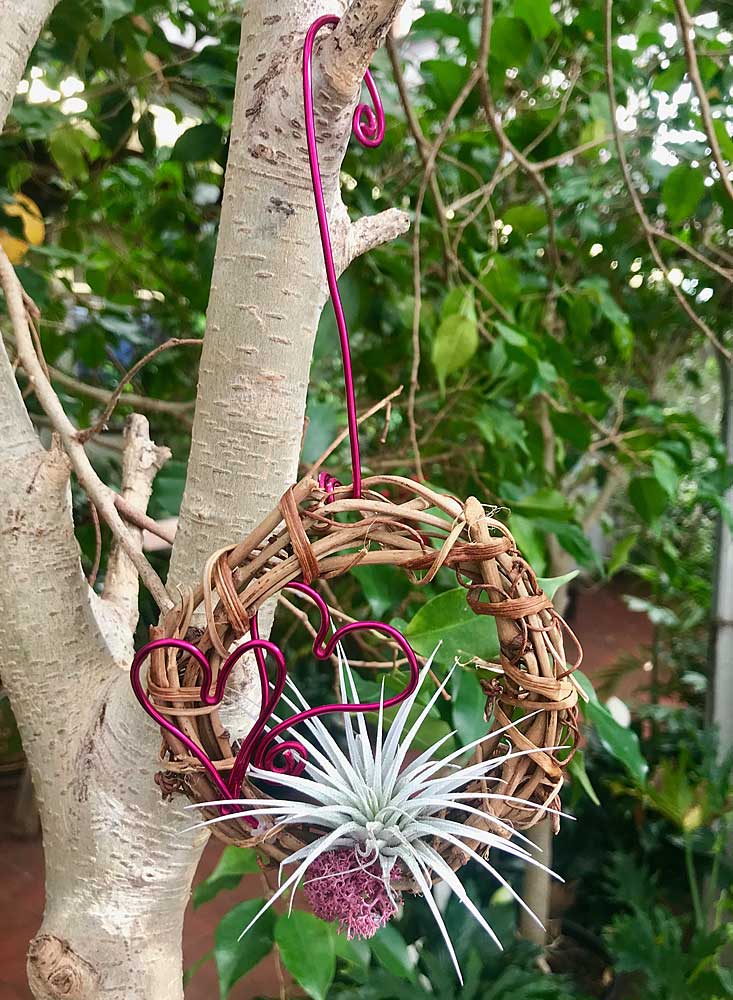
[303,847,402,939]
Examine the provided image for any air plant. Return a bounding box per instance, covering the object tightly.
[191,649,565,982]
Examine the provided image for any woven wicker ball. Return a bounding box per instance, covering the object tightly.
[141,474,582,871]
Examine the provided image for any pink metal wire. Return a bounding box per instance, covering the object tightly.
[131,582,419,822]
[304,13,386,500]
[130,17,419,821]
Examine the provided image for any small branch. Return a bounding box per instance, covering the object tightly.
[114,498,177,546]
[675,0,733,205]
[78,337,201,442]
[387,36,480,481]
[604,0,731,361]
[0,247,173,609]
[343,207,411,270]
[478,1,560,275]
[12,356,195,418]
[320,0,407,99]
[650,226,733,282]
[306,384,403,477]
[103,415,170,630]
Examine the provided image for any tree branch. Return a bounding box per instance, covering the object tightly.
[675,0,733,205]
[78,337,201,442]
[11,351,196,420]
[604,0,731,361]
[0,247,173,609]
[478,0,560,275]
[342,207,410,270]
[103,415,170,631]
[0,0,59,133]
[320,0,407,98]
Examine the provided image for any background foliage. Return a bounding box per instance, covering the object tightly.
[3,0,733,996]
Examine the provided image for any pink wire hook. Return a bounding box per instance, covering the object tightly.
[130,20,415,825]
[304,14,386,499]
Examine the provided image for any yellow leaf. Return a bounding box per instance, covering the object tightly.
[0,193,45,263]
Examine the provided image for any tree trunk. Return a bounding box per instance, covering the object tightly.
[0,1,407,997]
[0,0,58,132]
[711,355,733,756]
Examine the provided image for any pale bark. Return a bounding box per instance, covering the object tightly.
[169,0,408,590]
[0,0,408,997]
[0,0,58,133]
[0,337,206,999]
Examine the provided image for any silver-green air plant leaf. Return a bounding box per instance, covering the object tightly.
[188,648,568,984]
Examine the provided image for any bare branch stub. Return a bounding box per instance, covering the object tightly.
[103,415,171,631]
[320,0,407,99]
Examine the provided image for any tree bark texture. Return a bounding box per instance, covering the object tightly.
[0,1,408,997]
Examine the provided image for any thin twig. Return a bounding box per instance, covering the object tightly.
[604,0,731,361]
[478,0,560,275]
[387,37,479,481]
[674,0,733,205]
[78,337,202,442]
[0,247,173,609]
[306,385,403,478]
[87,502,102,588]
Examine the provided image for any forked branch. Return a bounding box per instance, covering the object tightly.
[0,247,173,609]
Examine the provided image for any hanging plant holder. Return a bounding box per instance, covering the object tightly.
[133,473,581,870]
[130,13,584,961]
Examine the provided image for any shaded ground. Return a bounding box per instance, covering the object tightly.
[0,581,653,999]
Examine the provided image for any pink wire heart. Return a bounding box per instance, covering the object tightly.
[131,581,419,823]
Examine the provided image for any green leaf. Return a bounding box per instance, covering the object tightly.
[411,11,474,52]
[193,846,260,908]
[624,595,679,628]
[370,923,418,981]
[513,0,559,39]
[214,899,275,998]
[550,409,592,451]
[607,533,638,577]
[576,671,648,785]
[49,126,91,181]
[97,0,135,36]
[509,514,546,575]
[441,285,476,322]
[475,403,528,455]
[404,588,499,665]
[183,950,213,987]
[431,314,479,394]
[662,165,705,225]
[171,122,224,162]
[137,110,157,158]
[568,750,600,806]
[502,203,546,235]
[653,60,686,93]
[612,323,634,361]
[275,911,336,1000]
[713,119,733,161]
[352,564,409,619]
[628,476,669,524]
[480,254,521,309]
[451,667,487,746]
[333,934,371,968]
[490,17,533,70]
[651,451,679,497]
[537,570,579,600]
